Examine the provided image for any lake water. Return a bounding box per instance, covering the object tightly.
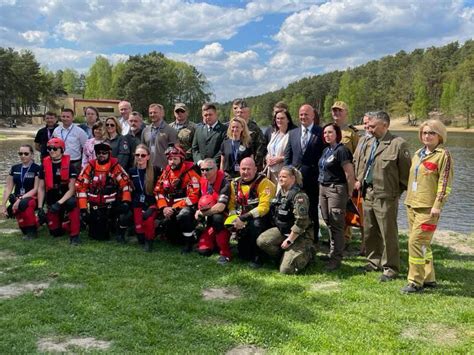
[1,130,473,233]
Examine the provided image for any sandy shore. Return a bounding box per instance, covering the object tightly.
[355,117,474,133]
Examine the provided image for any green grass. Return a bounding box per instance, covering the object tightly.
[0,220,473,353]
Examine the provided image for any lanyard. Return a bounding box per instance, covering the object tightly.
[414,148,429,181]
[231,140,240,164]
[61,126,72,143]
[319,144,341,172]
[137,169,145,194]
[20,163,32,192]
[47,127,54,140]
[150,121,164,143]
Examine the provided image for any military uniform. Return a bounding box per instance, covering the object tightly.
[358,131,411,277]
[170,120,196,161]
[247,119,267,170]
[404,146,453,287]
[340,124,359,154]
[257,185,314,274]
[228,174,276,262]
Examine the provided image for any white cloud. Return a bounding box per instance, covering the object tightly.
[20,30,48,44]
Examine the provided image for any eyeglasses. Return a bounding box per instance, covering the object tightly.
[135,153,148,158]
[96,151,109,156]
[422,131,437,136]
[47,146,60,152]
[18,152,30,156]
[200,167,214,172]
[105,123,116,127]
[175,109,185,114]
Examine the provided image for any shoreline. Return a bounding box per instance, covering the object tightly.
[355,118,474,133]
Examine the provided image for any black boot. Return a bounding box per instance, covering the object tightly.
[137,233,145,245]
[181,238,194,254]
[70,235,81,245]
[116,228,127,244]
[22,227,37,241]
[144,239,153,252]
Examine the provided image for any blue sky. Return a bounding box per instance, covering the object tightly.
[0,0,472,102]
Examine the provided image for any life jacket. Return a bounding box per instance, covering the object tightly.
[233,174,265,214]
[43,155,70,192]
[200,169,225,203]
[271,185,300,235]
[157,161,194,201]
[87,157,120,205]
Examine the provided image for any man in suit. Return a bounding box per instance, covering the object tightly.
[284,104,324,243]
[192,103,227,167]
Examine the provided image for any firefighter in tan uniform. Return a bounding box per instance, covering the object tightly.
[357,111,411,282]
[257,166,313,274]
[331,101,359,245]
[228,157,276,267]
[401,120,453,293]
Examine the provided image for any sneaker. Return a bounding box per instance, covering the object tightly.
[249,256,263,269]
[400,283,423,294]
[379,274,396,282]
[423,281,437,289]
[217,256,230,265]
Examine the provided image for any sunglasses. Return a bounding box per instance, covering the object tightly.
[96,151,109,156]
[175,109,185,113]
[105,123,116,127]
[422,131,437,136]
[200,167,214,172]
[47,146,60,152]
[135,153,148,158]
[18,152,30,156]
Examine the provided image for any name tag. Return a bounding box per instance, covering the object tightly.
[234,164,240,172]
[139,194,146,203]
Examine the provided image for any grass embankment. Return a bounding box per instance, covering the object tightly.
[0,219,473,353]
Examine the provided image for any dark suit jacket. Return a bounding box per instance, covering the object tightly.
[284,124,324,190]
[192,121,227,166]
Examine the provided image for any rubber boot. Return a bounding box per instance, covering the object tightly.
[137,233,145,245]
[144,239,153,252]
[181,237,194,254]
[116,228,127,244]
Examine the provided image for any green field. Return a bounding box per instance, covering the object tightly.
[0,219,473,353]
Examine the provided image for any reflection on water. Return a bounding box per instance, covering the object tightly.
[395,131,474,234]
[0,132,473,233]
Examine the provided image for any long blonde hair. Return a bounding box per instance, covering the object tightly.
[227,116,250,147]
[134,144,154,195]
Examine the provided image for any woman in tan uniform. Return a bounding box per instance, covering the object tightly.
[402,120,453,294]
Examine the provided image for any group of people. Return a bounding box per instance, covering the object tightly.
[1,98,453,293]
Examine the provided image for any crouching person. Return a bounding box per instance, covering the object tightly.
[0,144,41,240]
[37,138,81,245]
[228,157,276,268]
[196,158,232,265]
[76,142,131,242]
[154,145,200,253]
[257,166,314,274]
[129,144,160,251]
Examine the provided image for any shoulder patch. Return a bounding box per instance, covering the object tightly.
[264,187,271,195]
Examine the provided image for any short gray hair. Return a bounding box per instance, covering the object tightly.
[202,158,217,168]
[372,111,390,125]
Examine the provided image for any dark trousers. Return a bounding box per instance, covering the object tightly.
[237,217,267,261]
[301,168,320,243]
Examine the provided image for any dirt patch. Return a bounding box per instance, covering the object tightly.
[0,228,21,234]
[37,337,111,352]
[202,287,241,301]
[0,250,17,261]
[0,282,50,299]
[432,231,474,255]
[226,345,266,355]
[61,283,84,289]
[310,281,341,292]
[401,323,460,346]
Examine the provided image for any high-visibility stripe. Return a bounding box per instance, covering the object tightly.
[409,256,425,265]
[425,251,433,260]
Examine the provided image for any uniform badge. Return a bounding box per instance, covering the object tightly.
[404,150,410,158]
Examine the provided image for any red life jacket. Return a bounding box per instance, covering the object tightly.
[43,155,71,191]
[87,157,120,205]
[200,169,225,202]
[159,161,195,199]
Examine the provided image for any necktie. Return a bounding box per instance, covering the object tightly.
[364,139,379,185]
[301,128,309,152]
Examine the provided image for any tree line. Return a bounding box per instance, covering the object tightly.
[0,49,210,122]
[219,40,473,128]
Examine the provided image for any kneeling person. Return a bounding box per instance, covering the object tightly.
[257,166,314,274]
[228,157,276,267]
[154,145,200,252]
[76,142,131,241]
[37,138,81,244]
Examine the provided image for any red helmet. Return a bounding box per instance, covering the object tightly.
[165,145,186,160]
[47,137,65,151]
[198,195,217,211]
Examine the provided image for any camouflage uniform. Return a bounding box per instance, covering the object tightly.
[169,120,196,161]
[257,185,314,274]
[247,119,267,170]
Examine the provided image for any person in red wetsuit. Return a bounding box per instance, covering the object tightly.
[195,158,232,265]
[154,144,200,253]
[37,138,81,245]
[76,142,132,242]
